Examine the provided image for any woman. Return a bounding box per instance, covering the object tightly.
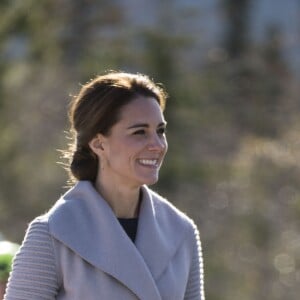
[5,72,205,300]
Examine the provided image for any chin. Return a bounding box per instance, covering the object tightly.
[141,176,159,186]
[134,170,160,186]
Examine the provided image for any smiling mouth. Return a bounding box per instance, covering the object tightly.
[138,159,159,167]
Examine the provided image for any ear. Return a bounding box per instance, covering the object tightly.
[88,134,105,156]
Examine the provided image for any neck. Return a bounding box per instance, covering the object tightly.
[94,177,141,218]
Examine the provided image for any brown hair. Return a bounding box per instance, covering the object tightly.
[63,71,167,183]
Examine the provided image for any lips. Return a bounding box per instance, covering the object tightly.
[138,159,159,167]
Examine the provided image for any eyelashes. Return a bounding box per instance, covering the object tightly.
[157,127,167,135]
[133,129,146,135]
[132,127,167,136]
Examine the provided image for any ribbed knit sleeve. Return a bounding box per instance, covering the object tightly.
[184,225,205,300]
[4,218,59,300]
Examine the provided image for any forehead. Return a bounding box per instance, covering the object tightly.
[119,96,165,124]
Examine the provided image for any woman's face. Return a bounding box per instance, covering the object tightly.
[99,96,168,189]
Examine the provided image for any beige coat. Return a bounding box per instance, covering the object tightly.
[5,181,204,300]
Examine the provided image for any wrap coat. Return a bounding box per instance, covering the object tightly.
[5,181,204,300]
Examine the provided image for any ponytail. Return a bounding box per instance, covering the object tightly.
[69,145,98,182]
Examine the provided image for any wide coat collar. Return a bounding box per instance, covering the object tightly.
[47,181,189,300]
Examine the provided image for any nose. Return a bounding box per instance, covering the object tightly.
[147,134,167,152]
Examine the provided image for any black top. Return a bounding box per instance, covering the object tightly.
[118,218,139,243]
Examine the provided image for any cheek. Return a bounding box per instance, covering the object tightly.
[162,138,168,154]
[165,138,168,150]
[108,139,139,162]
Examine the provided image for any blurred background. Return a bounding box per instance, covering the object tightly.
[0,0,299,299]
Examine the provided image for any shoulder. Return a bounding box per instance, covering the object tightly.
[38,182,89,227]
[11,215,57,277]
[25,214,51,236]
[144,186,198,236]
[22,215,55,250]
[5,216,60,298]
[146,186,195,224]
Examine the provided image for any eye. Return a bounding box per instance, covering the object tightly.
[133,129,146,135]
[157,127,166,135]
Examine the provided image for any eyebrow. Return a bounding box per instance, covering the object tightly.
[127,122,167,129]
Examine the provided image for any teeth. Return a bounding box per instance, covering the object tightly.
[139,159,158,166]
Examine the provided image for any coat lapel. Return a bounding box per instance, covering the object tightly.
[48,181,189,300]
[135,186,189,281]
[48,181,161,300]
